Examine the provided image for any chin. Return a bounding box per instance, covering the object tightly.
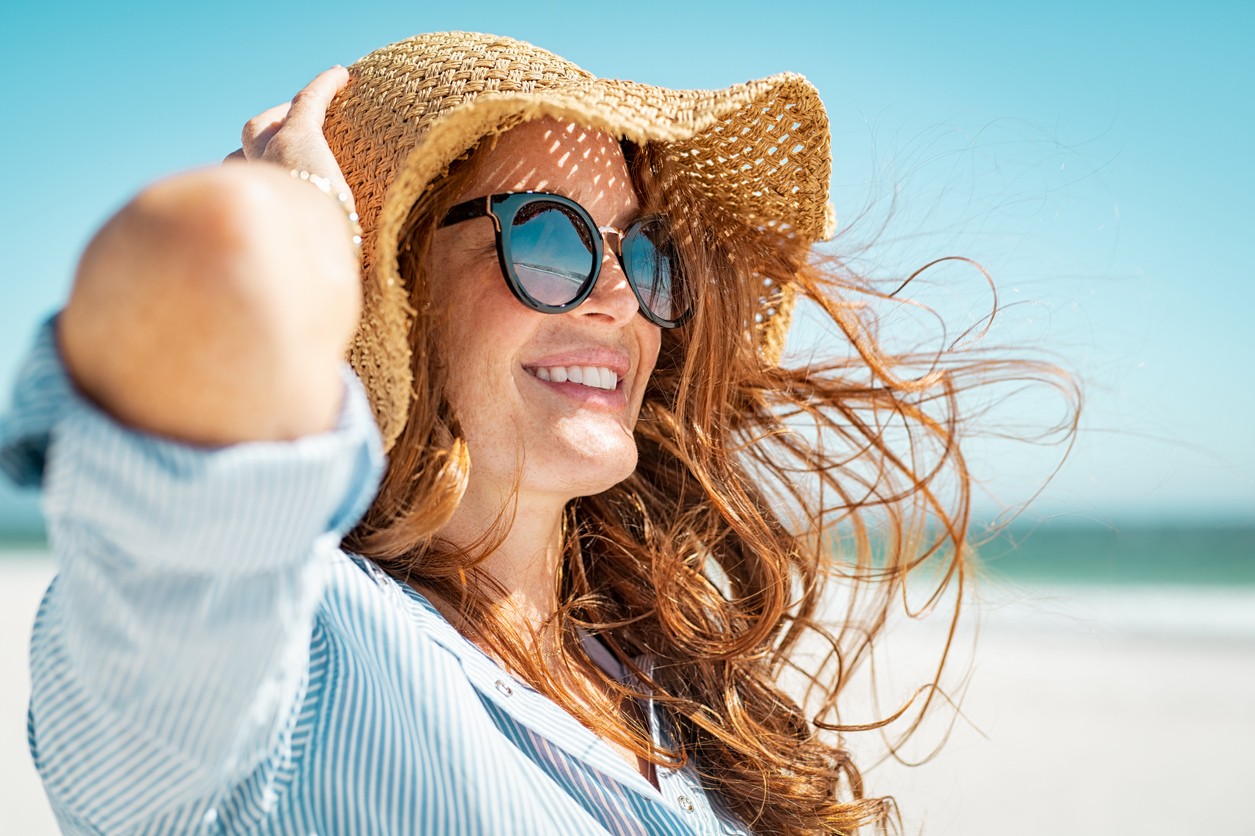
[536,436,639,499]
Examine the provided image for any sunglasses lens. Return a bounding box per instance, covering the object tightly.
[509,201,597,307]
[624,218,684,323]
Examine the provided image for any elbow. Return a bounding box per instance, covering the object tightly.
[82,165,327,311]
[60,165,361,444]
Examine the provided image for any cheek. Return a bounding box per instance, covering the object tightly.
[443,300,527,396]
[435,244,496,322]
[432,255,514,406]
[628,321,662,421]
[440,284,563,445]
[640,324,661,372]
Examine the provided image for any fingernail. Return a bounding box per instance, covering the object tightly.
[332,64,342,69]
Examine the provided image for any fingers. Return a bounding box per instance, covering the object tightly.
[283,66,350,134]
[223,148,246,165]
[241,102,292,160]
[235,66,348,162]
[232,65,355,210]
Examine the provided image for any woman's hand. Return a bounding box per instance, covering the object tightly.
[226,66,355,211]
[59,67,363,446]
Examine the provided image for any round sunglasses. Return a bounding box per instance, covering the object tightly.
[439,192,690,328]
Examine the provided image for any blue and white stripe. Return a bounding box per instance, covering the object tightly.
[5,319,752,835]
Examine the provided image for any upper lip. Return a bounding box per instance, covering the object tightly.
[523,349,631,378]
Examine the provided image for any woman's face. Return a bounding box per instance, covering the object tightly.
[432,118,662,506]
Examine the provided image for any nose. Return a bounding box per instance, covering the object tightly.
[574,228,640,326]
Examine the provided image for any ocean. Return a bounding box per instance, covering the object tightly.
[976,521,1255,587]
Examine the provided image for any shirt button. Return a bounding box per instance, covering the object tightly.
[677,794,695,813]
[495,679,513,696]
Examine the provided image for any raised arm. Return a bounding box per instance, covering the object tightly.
[14,68,385,833]
[59,67,360,445]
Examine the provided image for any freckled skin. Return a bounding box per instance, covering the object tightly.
[432,118,662,511]
[428,119,663,786]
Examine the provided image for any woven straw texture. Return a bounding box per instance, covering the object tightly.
[323,31,834,451]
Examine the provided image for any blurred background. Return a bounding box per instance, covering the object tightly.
[2,1,1251,833]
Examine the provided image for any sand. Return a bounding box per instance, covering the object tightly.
[855,626,1255,834]
[1,554,58,836]
[3,554,1252,835]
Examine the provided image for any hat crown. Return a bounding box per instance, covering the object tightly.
[345,32,595,138]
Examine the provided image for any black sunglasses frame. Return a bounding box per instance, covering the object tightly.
[439,191,689,329]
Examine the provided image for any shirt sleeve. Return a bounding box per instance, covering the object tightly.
[5,317,385,832]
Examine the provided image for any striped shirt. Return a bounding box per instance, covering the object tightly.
[2,319,753,835]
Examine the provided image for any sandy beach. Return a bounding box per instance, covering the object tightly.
[853,597,1255,835]
[3,552,1253,835]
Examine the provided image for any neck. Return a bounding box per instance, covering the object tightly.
[436,481,569,633]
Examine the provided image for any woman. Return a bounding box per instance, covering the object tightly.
[5,32,1016,835]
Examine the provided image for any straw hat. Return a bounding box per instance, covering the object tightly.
[323,31,834,452]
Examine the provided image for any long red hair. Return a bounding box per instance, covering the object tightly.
[345,136,1076,835]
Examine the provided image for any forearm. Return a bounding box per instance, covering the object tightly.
[58,163,361,446]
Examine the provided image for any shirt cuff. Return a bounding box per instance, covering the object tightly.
[2,316,386,576]
[0,317,77,488]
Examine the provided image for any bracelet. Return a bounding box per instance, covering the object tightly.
[291,169,363,250]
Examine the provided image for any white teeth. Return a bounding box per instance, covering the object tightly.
[531,365,619,390]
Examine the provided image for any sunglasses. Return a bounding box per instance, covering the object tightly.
[440,192,690,328]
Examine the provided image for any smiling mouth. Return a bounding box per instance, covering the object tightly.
[527,365,618,390]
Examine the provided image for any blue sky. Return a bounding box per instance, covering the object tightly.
[1,0,1251,529]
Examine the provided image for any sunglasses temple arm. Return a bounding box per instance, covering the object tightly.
[441,196,496,229]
